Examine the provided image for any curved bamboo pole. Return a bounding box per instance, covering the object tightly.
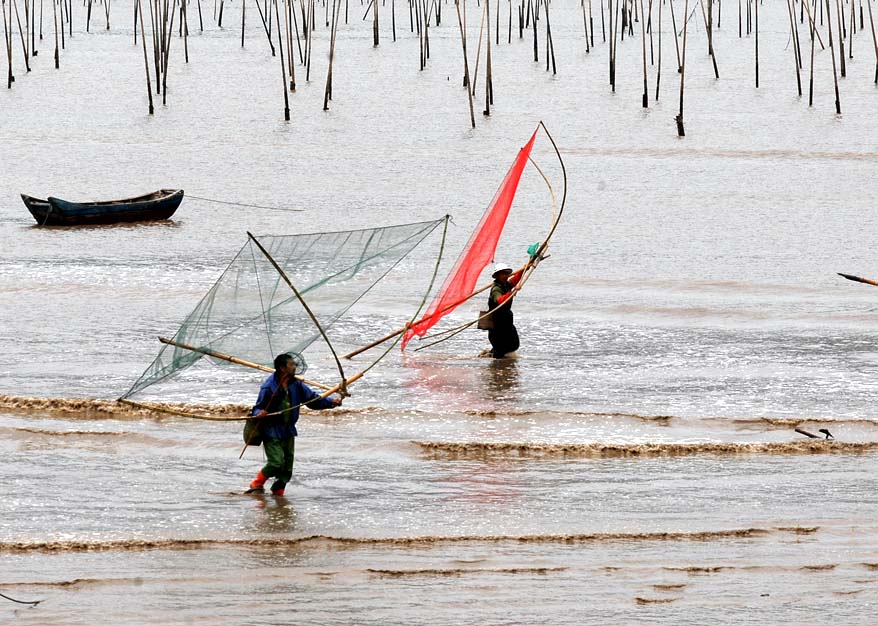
[413,120,567,352]
[247,231,347,393]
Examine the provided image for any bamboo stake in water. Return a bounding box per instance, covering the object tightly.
[581,0,590,51]
[754,0,758,87]
[699,0,718,78]
[372,0,378,45]
[472,0,486,92]
[800,0,824,49]
[12,0,31,71]
[676,0,689,136]
[181,0,189,63]
[52,0,57,67]
[532,0,538,62]
[306,0,313,80]
[639,0,647,106]
[669,0,681,71]
[285,0,296,89]
[785,0,801,95]
[655,0,662,99]
[252,0,277,54]
[161,0,175,105]
[484,0,491,113]
[809,0,816,104]
[273,0,290,119]
[607,0,620,85]
[544,0,555,73]
[835,0,846,75]
[137,0,154,113]
[825,0,841,112]
[323,0,340,109]
[5,0,14,86]
[868,0,878,82]
[455,0,475,127]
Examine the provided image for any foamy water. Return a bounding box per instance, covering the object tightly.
[3,0,878,621]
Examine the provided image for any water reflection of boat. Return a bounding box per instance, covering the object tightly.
[21,189,184,226]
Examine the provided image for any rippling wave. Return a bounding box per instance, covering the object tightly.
[635,597,680,604]
[366,566,567,577]
[0,527,812,553]
[727,416,878,429]
[464,409,675,423]
[0,394,249,420]
[414,440,878,458]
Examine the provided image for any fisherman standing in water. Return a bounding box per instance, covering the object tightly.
[487,263,524,358]
[246,352,342,496]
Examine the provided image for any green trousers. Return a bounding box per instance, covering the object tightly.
[261,437,296,487]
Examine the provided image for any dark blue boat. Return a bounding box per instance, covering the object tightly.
[21,189,184,226]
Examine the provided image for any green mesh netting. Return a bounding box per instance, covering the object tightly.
[122,218,446,400]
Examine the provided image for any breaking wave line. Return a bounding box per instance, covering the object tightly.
[0,527,810,553]
[413,440,878,458]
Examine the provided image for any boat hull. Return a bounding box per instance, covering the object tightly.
[22,189,184,226]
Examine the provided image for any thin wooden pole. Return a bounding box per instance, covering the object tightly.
[676,0,689,136]
[372,0,378,44]
[273,0,290,119]
[786,0,801,95]
[285,0,295,89]
[323,0,340,109]
[306,0,313,80]
[581,0,589,51]
[800,0,825,48]
[5,0,14,87]
[455,0,475,127]
[868,0,878,82]
[485,0,493,112]
[669,0,681,72]
[544,0,555,73]
[52,0,58,67]
[825,0,841,111]
[161,0,175,106]
[700,0,718,78]
[835,0,846,75]
[639,0,647,105]
[137,0,154,114]
[754,0,758,87]
[655,0,662,99]
[808,0,816,103]
[611,0,620,88]
[182,0,189,62]
[252,0,277,54]
[12,0,31,71]
[158,337,332,389]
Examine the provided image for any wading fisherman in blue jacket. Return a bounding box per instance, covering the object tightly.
[246,352,342,496]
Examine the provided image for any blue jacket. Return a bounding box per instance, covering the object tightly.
[251,373,336,440]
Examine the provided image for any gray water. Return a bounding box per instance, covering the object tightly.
[2,0,878,622]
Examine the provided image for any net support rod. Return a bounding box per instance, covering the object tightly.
[342,282,493,359]
[157,336,333,390]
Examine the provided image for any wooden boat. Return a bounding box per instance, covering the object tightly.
[21,189,184,226]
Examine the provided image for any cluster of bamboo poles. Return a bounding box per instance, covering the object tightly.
[4,0,878,132]
[3,0,79,87]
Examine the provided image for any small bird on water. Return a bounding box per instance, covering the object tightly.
[818,428,834,440]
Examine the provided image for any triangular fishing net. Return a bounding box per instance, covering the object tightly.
[121,218,446,402]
